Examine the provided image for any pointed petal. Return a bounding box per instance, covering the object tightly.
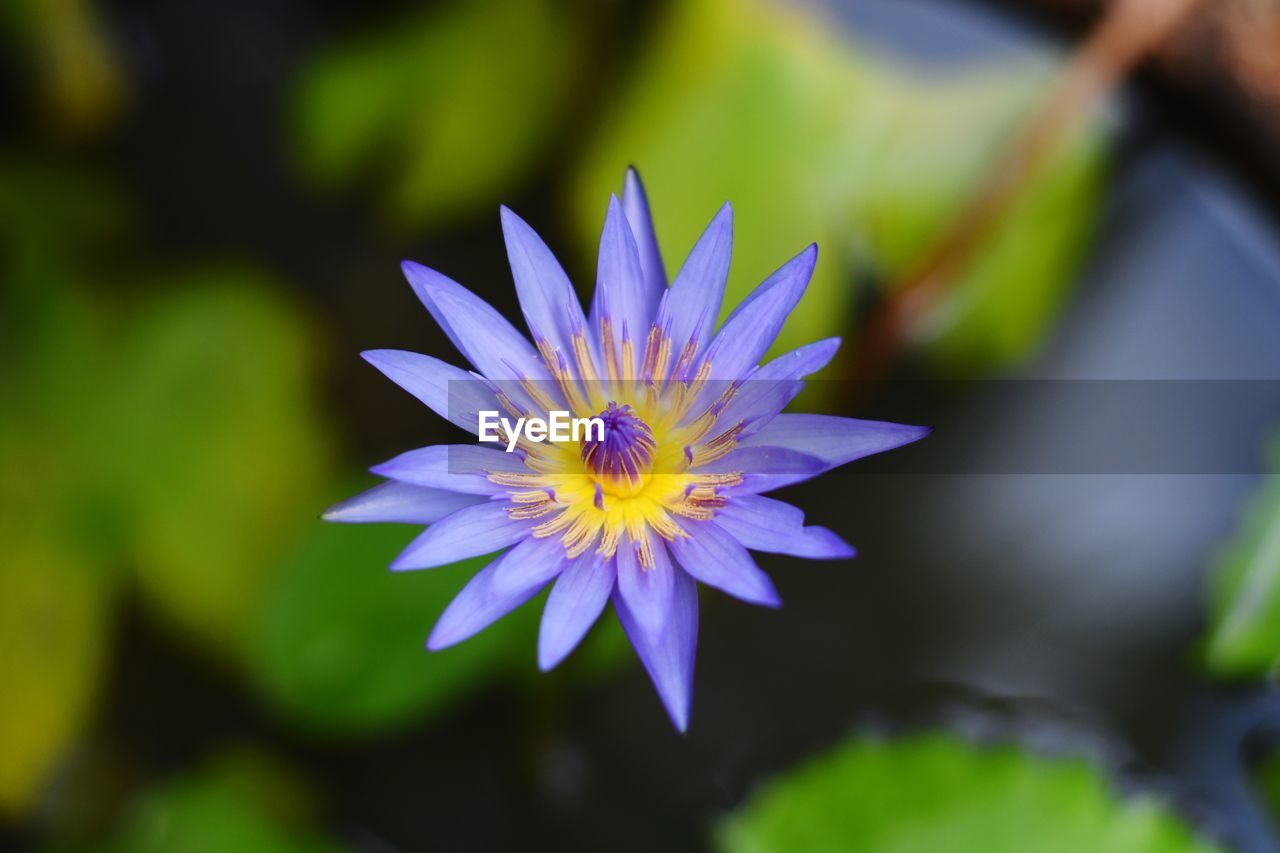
[370,445,521,495]
[590,195,651,353]
[696,446,826,478]
[755,337,841,381]
[427,536,568,650]
[361,349,498,434]
[656,203,732,363]
[615,529,676,639]
[537,552,616,671]
[705,445,829,496]
[613,549,698,732]
[500,206,588,356]
[740,414,932,469]
[712,375,805,439]
[715,496,856,559]
[401,261,548,380]
[695,337,840,438]
[669,520,781,607]
[622,167,666,309]
[391,501,533,570]
[702,244,816,379]
[322,481,486,524]
[792,526,858,559]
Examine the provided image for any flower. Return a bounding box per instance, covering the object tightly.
[324,169,929,730]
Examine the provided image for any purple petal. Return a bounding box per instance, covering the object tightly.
[693,338,839,436]
[590,195,650,356]
[715,496,856,559]
[621,167,667,310]
[361,350,498,435]
[701,244,816,379]
[755,337,841,381]
[615,530,676,640]
[668,520,781,607]
[427,536,569,650]
[740,414,932,469]
[711,375,805,439]
[656,203,732,365]
[401,261,548,381]
[538,552,616,671]
[793,526,858,559]
[697,446,826,481]
[391,501,533,571]
[322,481,486,525]
[613,548,698,732]
[500,206,588,357]
[371,445,521,495]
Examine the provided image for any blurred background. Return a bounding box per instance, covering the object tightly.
[4,0,1280,850]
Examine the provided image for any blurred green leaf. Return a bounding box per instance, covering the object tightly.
[0,518,113,817]
[851,72,1105,371]
[113,270,335,659]
[0,167,338,811]
[106,753,345,853]
[249,509,540,734]
[718,733,1215,853]
[573,0,1105,373]
[293,0,580,227]
[0,216,122,816]
[1204,439,1280,677]
[1253,748,1280,833]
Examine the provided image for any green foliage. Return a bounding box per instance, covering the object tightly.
[0,172,128,816]
[1204,439,1280,677]
[113,272,335,657]
[293,0,580,227]
[573,0,1105,373]
[250,510,536,733]
[0,509,114,816]
[718,733,1215,853]
[105,752,345,853]
[0,169,336,811]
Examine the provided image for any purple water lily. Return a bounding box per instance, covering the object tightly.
[325,169,928,730]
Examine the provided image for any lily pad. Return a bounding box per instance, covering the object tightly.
[105,752,344,853]
[718,733,1215,853]
[249,508,540,734]
[115,271,335,658]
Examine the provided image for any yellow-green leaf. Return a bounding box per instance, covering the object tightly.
[292,0,581,227]
[718,733,1216,853]
[115,271,334,658]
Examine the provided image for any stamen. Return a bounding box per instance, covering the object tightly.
[552,350,593,417]
[601,316,619,384]
[562,514,602,557]
[670,338,699,384]
[620,324,636,382]
[508,501,558,520]
[597,522,621,558]
[687,421,744,467]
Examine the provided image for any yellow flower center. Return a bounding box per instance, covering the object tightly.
[488,322,745,568]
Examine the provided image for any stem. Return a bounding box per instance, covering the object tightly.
[852,0,1207,380]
